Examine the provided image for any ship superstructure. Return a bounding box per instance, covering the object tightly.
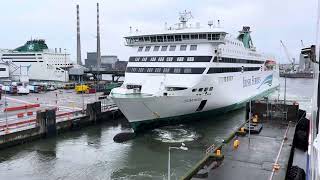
[0,39,73,82]
[111,12,280,131]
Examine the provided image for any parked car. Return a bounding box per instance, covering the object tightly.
[12,82,29,95]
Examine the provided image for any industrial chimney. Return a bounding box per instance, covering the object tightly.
[76,4,82,65]
[96,2,101,72]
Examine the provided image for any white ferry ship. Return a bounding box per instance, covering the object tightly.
[0,39,73,82]
[111,12,280,131]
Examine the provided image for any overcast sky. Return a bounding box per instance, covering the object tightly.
[0,0,317,64]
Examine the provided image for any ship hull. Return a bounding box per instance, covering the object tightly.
[111,71,280,132]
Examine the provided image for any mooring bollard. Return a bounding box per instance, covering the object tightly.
[36,109,56,137]
[86,101,102,123]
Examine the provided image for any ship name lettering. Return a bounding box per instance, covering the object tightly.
[184,98,202,103]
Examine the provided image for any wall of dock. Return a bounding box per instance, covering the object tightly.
[0,101,121,150]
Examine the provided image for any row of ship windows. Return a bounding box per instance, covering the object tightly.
[126,67,261,74]
[214,57,264,64]
[53,64,72,66]
[225,40,242,47]
[2,54,41,56]
[192,87,213,92]
[138,45,197,52]
[127,67,204,74]
[129,56,264,64]
[221,48,261,57]
[126,33,222,44]
[129,56,212,62]
[2,57,41,60]
[207,67,260,73]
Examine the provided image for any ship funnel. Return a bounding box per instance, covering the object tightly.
[76,4,83,65]
[237,26,254,49]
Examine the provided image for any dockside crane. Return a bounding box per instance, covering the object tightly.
[280,40,296,72]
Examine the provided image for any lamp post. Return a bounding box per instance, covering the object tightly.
[168,143,188,180]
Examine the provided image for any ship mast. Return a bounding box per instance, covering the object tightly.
[178,10,192,29]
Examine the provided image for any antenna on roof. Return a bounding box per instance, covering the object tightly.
[179,10,193,29]
[217,20,221,28]
[208,20,213,28]
[129,26,132,33]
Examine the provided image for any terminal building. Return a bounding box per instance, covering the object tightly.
[85,52,118,70]
[84,52,127,71]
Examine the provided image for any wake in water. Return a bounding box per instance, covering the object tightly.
[151,124,201,143]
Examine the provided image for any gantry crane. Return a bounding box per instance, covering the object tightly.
[280,40,296,72]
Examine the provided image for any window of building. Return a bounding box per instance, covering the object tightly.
[135,57,140,61]
[150,36,156,42]
[192,89,197,92]
[138,46,143,52]
[161,46,168,51]
[182,34,190,40]
[138,37,144,42]
[157,36,164,42]
[163,67,170,73]
[184,68,192,73]
[191,34,198,39]
[166,57,173,62]
[199,88,203,92]
[167,35,174,42]
[153,46,160,51]
[141,57,148,61]
[190,45,197,51]
[175,35,182,41]
[147,68,153,73]
[173,68,181,73]
[131,67,137,72]
[155,68,161,73]
[209,87,213,91]
[187,57,194,62]
[138,68,144,72]
[144,37,150,42]
[163,36,168,42]
[145,46,151,52]
[199,34,206,39]
[150,57,157,61]
[158,57,165,61]
[169,45,176,51]
[177,57,184,62]
[208,34,212,40]
[204,88,208,92]
[180,45,187,51]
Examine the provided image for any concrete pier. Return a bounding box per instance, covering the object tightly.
[182,100,300,180]
[0,101,122,150]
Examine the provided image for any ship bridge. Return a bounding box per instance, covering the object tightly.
[124,28,227,46]
[124,11,227,46]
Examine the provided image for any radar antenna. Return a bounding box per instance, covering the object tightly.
[179,10,193,28]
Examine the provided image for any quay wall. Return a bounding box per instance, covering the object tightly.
[0,101,122,150]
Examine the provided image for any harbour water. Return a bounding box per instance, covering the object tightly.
[0,78,314,180]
